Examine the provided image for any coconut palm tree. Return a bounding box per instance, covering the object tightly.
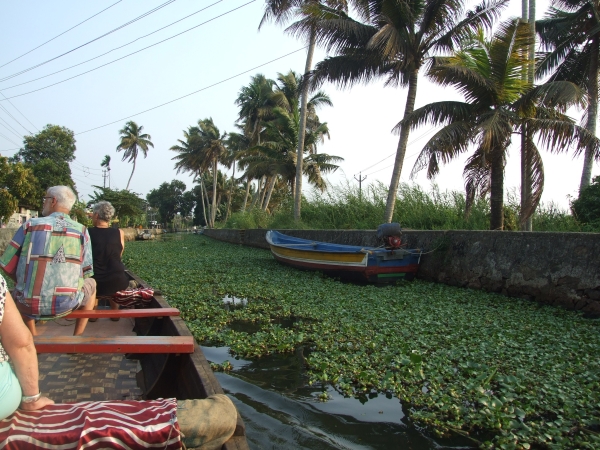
[260,0,348,221]
[171,119,226,227]
[301,0,508,223]
[224,129,251,220]
[403,20,598,230]
[116,121,154,190]
[536,0,600,196]
[100,155,111,188]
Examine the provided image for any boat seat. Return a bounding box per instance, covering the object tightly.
[33,335,195,354]
[65,307,180,319]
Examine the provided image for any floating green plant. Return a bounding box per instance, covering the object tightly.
[124,235,600,449]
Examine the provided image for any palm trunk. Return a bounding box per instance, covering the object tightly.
[211,159,218,227]
[263,176,277,211]
[259,176,268,208]
[490,148,505,230]
[579,36,599,195]
[293,26,316,222]
[200,175,209,227]
[241,175,251,212]
[225,161,235,221]
[384,69,419,223]
[126,158,136,190]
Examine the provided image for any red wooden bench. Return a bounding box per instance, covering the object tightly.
[33,335,195,354]
[65,308,180,319]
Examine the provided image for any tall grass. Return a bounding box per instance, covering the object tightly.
[222,181,585,231]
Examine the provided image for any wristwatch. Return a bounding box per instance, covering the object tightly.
[21,392,42,403]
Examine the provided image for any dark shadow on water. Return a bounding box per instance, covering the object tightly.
[202,345,477,450]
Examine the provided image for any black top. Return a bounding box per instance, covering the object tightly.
[88,227,129,296]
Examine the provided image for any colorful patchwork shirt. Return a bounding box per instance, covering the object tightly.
[0,213,94,318]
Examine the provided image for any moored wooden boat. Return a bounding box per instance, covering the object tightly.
[33,270,249,450]
[265,230,422,283]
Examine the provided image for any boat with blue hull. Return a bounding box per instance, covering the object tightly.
[265,228,422,283]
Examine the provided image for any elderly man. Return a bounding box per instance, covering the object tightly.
[0,185,96,336]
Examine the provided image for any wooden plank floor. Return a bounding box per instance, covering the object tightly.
[36,313,144,403]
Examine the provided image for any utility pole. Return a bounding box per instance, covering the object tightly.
[102,169,107,188]
[354,172,367,201]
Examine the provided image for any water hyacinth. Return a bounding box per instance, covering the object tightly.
[124,234,600,449]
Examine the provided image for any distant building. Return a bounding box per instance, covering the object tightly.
[2,206,38,228]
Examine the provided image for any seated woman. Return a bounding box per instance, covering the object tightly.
[0,274,54,420]
[88,201,130,319]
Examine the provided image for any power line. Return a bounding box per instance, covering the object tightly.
[0,1,123,70]
[1,0,224,92]
[72,158,103,171]
[0,114,23,139]
[0,148,19,153]
[0,0,257,102]
[75,46,306,135]
[0,0,177,83]
[0,132,19,146]
[0,91,39,131]
[0,102,32,134]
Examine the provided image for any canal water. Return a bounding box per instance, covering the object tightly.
[203,298,475,450]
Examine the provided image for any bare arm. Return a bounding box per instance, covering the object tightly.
[0,290,54,411]
[119,229,125,257]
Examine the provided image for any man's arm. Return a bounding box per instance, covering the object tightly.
[0,225,25,281]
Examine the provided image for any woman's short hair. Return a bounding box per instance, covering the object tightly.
[93,201,115,222]
[47,186,77,210]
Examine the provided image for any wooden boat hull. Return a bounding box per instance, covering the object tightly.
[266,231,421,283]
[34,271,249,450]
[126,271,249,450]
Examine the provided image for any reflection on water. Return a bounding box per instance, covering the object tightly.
[202,346,476,450]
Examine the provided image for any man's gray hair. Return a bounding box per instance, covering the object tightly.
[93,201,115,222]
[47,186,77,210]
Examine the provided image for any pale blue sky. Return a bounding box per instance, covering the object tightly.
[0,0,595,211]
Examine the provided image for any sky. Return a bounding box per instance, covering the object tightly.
[0,0,597,212]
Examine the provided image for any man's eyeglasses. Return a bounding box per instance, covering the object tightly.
[42,196,53,202]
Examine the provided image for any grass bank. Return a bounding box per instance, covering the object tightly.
[124,234,600,449]
[224,182,588,232]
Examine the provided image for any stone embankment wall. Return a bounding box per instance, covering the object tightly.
[203,228,600,316]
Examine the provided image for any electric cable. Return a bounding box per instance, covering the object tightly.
[0,1,123,70]
[0,102,32,134]
[1,0,224,91]
[0,0,257,101]
[0,0,177,83]
[0,115,23,139]
[0,132,19,146]
[0,91,39,131]
[0,148,19,153]
[75,45,306,135]
[72,158,103,171]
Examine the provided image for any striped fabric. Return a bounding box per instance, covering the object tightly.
[0,398,182,449]
[112,288,155,308]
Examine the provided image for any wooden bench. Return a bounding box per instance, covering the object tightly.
[65,308,180,319]
[33,335,195,354]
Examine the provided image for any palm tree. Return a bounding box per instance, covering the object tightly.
[170,119,226,228]
[403,20,598,230]
[116,121,154,190]
[536,0,599,196]
[260,0,348,221]
[100,155,111,188]
[302,0,507,223]
[241,72,341,210]
[224,129,251,220]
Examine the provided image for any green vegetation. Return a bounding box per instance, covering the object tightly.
[223,182,585,232]
[572,176,600,231]
[125,235,600,449]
